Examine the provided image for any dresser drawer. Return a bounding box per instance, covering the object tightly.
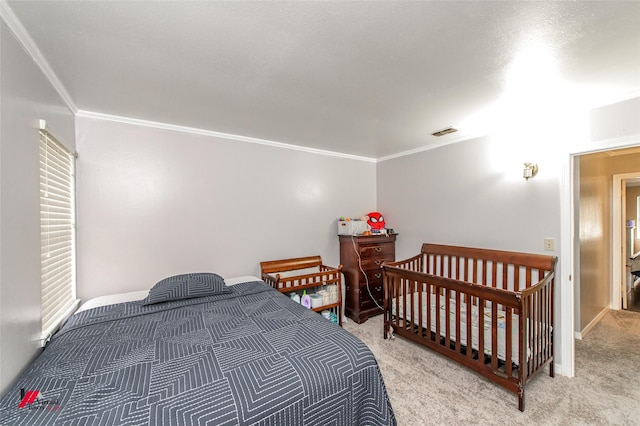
[362,269,384,286]
[359,283,384,310]
[360,270,383,303]
[359,243,395,259]
[360,256,393,271]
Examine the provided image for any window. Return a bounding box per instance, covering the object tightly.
[40,130,78,343]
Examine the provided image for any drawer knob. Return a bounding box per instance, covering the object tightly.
[374,273,382,279]
[375,247,382,253]
[374,260,382,266]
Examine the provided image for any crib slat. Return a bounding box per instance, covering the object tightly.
[491,302,498,370]
[466,298,473,360]
[531,293,536,375]
[426,282,432,341]
[534,291,540,373]
[445,288,451,348]
[527,295,534,376]
[394,277,400,331]
[544,283,551,362]
[546,284,551,362]
[455,290,461,353]
[523,294,530,376]
[537,289,543,369]
[482,259,488,286]
[417,279,423,335]
[543,286,548,367]
[478,298,485,360]
[548,283,552,359]
[435,286,441,344]
[409,279,415,335]
[502,263,508,291]
[537,290,542,370]
[505,308,513,376]
[491,260,497,288]
[403,278,409,332]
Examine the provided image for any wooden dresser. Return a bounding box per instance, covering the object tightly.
[339,233,397,323]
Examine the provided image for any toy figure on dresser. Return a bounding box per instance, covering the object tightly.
[367,212,385,233]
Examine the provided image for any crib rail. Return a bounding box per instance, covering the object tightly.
[520,269,555,382]
[382,244,556,412]
[261,255,342,292]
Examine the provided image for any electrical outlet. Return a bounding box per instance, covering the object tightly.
[543,237,555,251]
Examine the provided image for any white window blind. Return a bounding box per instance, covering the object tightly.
[40,130,78,342]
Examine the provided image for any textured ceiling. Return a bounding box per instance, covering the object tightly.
[5,1,640,159]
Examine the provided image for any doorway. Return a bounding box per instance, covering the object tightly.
[621,176,640,312]
[612,172,640,311]
[574,148,640,337]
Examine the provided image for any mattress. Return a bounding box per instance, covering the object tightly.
[1,279,396,425]
[392,293,522,363]
[75,276,259,313]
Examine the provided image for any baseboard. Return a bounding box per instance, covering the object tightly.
[575,307,609,340]
[553,362,564,376]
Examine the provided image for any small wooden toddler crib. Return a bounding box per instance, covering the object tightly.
[261,255,344,326]
[382,243,557,411]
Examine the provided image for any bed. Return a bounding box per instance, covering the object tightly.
[382,244,557,411]
[0,274,396,425]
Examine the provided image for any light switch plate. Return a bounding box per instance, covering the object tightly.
[544,237,555,251]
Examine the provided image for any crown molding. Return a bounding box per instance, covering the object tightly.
[377,130,489,162]
[588,89,640,110]
[76,110,377,163]
[1,1,77,113]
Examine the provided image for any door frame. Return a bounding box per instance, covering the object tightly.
[612,172,640,310]
[561,135,640,378]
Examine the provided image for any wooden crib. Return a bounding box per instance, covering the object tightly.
[382,243,557,411]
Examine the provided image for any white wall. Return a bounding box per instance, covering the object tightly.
[76,117,376,301]
[588,97,640,143]
[377,135,561,259]
[0,22,76,395]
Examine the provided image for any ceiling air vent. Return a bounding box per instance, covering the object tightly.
[431,127,458,137]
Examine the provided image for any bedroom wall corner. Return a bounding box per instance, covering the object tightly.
[0,21,76,396]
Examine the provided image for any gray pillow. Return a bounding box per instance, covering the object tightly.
[142,272,230,305]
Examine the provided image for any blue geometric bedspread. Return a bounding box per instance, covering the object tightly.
[0,281,396,425]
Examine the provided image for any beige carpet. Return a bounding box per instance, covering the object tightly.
[344,310,640,425]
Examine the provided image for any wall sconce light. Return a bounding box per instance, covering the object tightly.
[523,162,538,180]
